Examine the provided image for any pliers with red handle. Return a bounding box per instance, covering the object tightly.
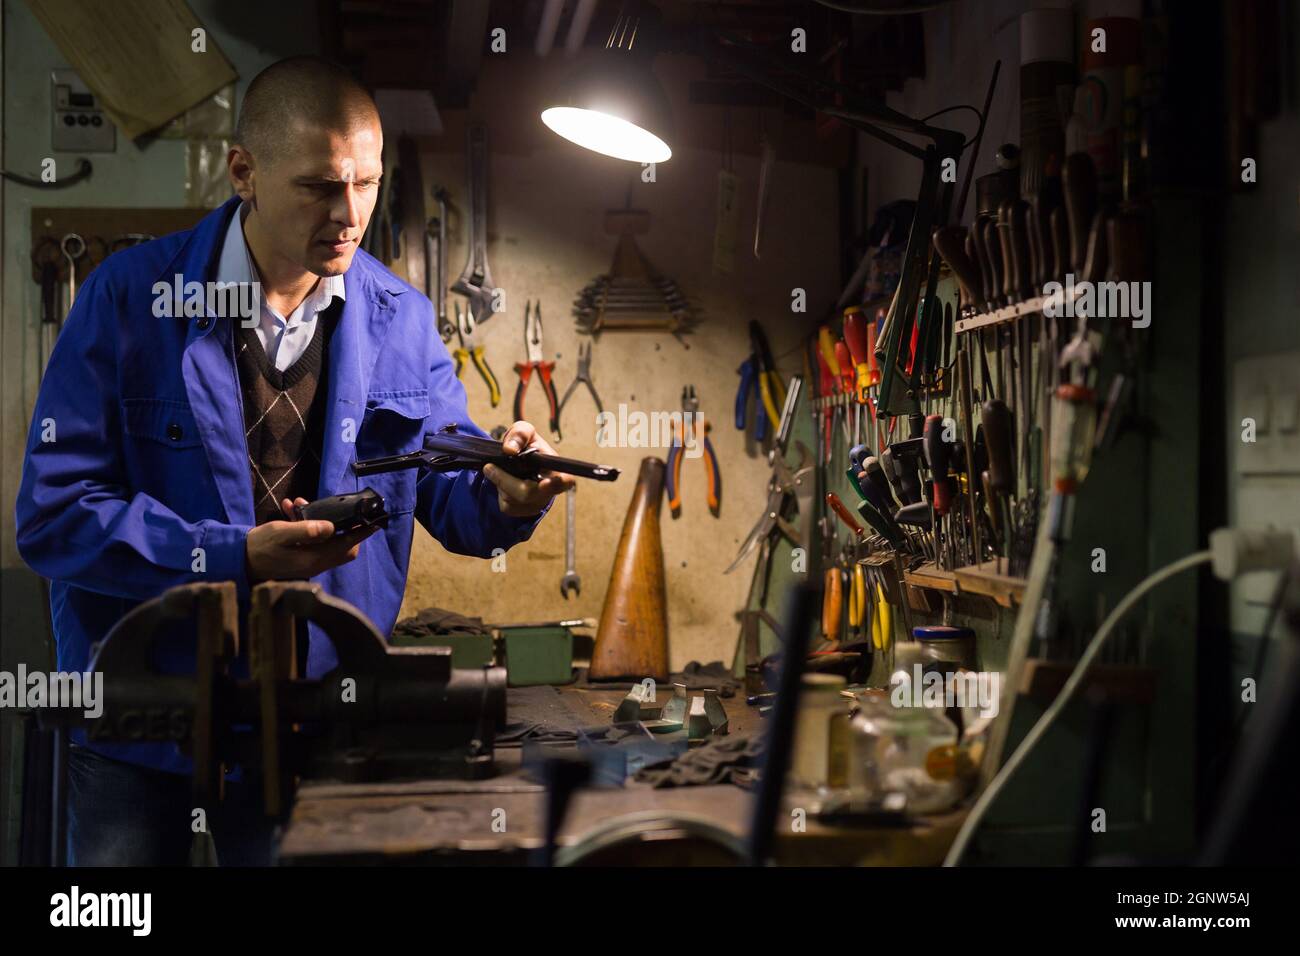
[513,299,560,437]
[666,384,721,518]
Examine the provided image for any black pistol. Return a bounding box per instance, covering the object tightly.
[352,426,620,483]
[293,488,389,534]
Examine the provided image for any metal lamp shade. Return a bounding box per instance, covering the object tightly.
[541,50,674,164]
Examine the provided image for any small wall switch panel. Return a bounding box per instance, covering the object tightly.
[51,69,115,153]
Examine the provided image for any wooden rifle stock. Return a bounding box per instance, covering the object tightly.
[589,457,669,681]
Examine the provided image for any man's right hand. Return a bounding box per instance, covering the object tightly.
[244,497,380,582]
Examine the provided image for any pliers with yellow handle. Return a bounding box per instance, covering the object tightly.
[451,301,501,407]
[739,320,786,436]
[871,577,892,651]
[848,561,868,640]
[822,565,843,648]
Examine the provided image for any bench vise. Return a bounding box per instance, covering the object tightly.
[37,581,507,817]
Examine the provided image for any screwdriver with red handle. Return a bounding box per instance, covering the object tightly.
[814,344,836,465]
[842,307,874,404]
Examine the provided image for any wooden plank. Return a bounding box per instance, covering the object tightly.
[1019,659,1158,705]
[26,0,237,140]
[953,561,1027,608]
[903,560,1027,609]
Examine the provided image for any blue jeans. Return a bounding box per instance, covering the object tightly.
[66,744,277,866]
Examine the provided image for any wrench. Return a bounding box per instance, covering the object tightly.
[60,233,85,315]
[431,187,453,342]
[451,124,499,323]
[560,486,579,598]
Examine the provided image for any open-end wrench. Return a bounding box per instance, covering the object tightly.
[451,124,499,323]
[560,486,579,598]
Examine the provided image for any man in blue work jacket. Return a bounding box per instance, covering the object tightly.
[15,57,569,865]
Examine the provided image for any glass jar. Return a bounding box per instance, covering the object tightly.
[912,625,977,671]
[790,673,848,789]
[848,684,961,815]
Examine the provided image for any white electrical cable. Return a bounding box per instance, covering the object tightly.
[943,550,1213,866]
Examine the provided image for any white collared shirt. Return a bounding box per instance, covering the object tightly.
[215,202,346,371]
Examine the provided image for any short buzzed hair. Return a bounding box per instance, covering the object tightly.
[234,56,380,167]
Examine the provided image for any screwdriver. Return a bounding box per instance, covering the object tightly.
[982,398,1015,571]
[857,478,906,548]
[862,456,899,512]
[846,443,871,500]
[826,492,866,539]
[982,469,1002,568]
[932,226,981,315]
[818,326,849,449]
[814,345,836,466]
[878,448,908,509]
[888,437,926,506]
[923,414,955,569]
[923,414,955,517]
[894,501,935,561]
[835,339,857,442]
[842,307,874,403]
[1063,153,1099,277]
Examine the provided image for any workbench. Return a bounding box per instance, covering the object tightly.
[278,684,966,865]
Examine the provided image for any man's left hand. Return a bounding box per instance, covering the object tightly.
[483,421,574,517]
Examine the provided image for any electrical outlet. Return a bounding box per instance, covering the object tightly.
[51,69,115,153]
[1231,350,1300,634]
[1235,351,1300,477]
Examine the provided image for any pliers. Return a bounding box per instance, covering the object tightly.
[452,301,501,407]
[513,299,560,436]
[666,384,721,518]
[848,560,868,641]
[735,320,786,441]
[557,341,604,436]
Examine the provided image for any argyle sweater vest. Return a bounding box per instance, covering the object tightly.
[235,305,341,526]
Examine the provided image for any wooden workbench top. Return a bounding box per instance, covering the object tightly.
[277,684,965,865]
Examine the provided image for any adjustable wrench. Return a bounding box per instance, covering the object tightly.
[451,124,499,323]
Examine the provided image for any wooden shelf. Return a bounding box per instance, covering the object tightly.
[902,561,1026,609]
[953,561,1027,608]
[1019,659,1157,704]
[904,563,958,594]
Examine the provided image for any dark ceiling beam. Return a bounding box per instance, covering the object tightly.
[439,0,493,107]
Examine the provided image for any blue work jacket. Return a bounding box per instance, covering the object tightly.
[15,196,547,774]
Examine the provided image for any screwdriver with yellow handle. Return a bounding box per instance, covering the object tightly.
[817,326,844,408]
[818,326,853,449]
